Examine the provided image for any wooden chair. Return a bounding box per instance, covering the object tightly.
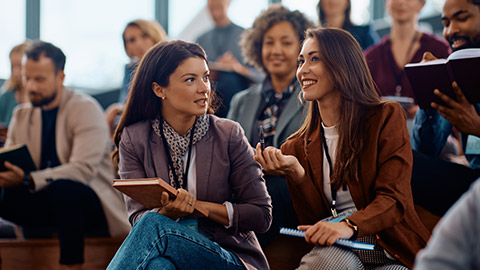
[0,237,124,270]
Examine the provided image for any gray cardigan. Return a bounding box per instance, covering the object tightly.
[118,115,272,270]
[227,82,307,148]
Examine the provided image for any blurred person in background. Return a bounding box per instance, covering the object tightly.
[105,19,167,137]
[365,0,450,122]
[0,42,30,146]
[317,0,379,50]
[197,0,262,118]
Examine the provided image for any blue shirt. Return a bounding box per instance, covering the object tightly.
[411,105,480,169]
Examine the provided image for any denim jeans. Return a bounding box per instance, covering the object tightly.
[107,212,246,270]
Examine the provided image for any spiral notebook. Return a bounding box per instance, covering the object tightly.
[279,227,375,250]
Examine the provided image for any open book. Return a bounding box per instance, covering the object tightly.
[405,48,480,109]
[113,178,209,217]
[0,144,36,173]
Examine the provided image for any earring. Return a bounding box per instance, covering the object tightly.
[161,97,165,100]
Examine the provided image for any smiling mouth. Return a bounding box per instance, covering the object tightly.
[449,35,471,50]
[301,79,317,88]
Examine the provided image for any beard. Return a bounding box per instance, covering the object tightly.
[450,33,480,51]
[30,90,58,107]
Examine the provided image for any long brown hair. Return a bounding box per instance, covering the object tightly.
[112,40,218,164]
[293,28,382,189]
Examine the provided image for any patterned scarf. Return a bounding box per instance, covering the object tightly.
[152,114,210,189]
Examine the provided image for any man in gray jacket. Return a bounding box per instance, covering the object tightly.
[0,41,129,269]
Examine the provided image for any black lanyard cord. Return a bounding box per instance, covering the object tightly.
[389,31,420,96]
[159,119,196,190]
[320,124,338,217]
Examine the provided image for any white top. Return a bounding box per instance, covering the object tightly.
[321,123,357,214]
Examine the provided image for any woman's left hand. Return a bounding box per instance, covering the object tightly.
[298,221,354,246]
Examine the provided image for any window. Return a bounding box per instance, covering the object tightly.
[0,0,26,82]
[40,0,155,91]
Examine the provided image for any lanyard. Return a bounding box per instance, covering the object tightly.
[320,124,338,218]
[389,31,419,96]
[159,120,196,189]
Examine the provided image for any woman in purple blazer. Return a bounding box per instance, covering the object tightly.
[107,40,272,270]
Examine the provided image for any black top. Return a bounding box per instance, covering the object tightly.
[40,107,61,170]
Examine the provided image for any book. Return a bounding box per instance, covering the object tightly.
[405,48,480,109]
[381,96,415,110]
[113,177,209,217]
[279,227,375,250]
[0,144,36,173]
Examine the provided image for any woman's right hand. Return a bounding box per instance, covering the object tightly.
[254,143,306,183]
[158,188,195,220]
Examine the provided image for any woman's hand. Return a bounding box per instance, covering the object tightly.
[254,143,306,183]
[158,188,195,220]
[298,221,354,246]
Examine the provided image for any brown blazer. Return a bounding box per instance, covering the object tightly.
[281,102,430,268]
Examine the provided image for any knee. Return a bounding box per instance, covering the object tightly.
[298,246,362,270]
[132,212,172,234]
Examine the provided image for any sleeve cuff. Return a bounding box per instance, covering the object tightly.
[223,201,234,229]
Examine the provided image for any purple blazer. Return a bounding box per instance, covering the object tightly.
[118,115,272,270]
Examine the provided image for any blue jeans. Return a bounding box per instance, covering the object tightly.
[107,212,246,270]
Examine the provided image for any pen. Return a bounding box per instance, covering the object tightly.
[259,126,265,151]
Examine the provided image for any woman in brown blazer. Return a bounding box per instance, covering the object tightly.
[255,28,430,269]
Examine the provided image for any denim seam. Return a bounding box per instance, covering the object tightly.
[161,231,242,267]
[137,238,162,270]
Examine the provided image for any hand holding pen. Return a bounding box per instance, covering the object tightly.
[259,126,265,151]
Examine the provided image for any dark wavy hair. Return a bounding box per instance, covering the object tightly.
[293,28,382,190]
[240,4,313,74]
[112,40,218,164]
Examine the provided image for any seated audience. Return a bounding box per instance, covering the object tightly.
[414,178,480,270]
[228,4,313,248]
[105,19,167,136]
[365,0,450,120]
[107,40,272,270]
[411,0,480,216]
[255,28,429,269]
[317,0,379,50]
[196,0,262,117]
[0,41,129,270]
[0,42,30,146]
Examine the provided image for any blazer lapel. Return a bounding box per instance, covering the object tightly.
[275,86,303,146]
[27,108,42,169]
[305,126,331,209]
[239,85,262,142]
[195,132,213,201]
[150,131,170,181]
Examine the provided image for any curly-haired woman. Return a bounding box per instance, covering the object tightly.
[227,4,313,248]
